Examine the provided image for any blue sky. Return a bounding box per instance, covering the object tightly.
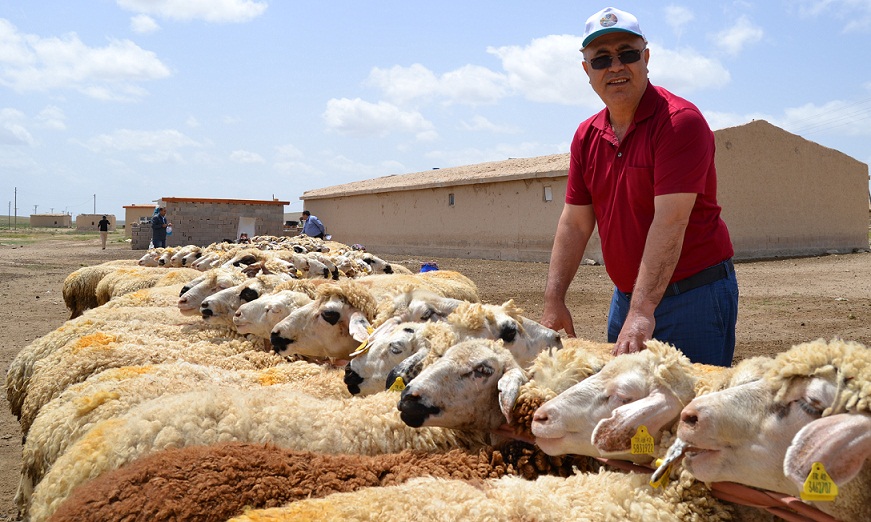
[1,1,870,218]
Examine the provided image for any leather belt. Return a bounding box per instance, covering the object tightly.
[661,258,733,298]
[624,259,734,299]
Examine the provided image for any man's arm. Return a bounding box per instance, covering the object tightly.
[541,203,596,337]
[613,192,696,356]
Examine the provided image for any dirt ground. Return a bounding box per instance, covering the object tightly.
[1,231,870,520]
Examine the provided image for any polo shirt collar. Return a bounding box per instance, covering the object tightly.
[592,81,658,133]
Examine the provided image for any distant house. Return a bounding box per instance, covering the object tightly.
[131,197,289,250]
[123,204,158,237]
[30,213,72,228]
[301,120,870,263]
[75,214,116,232]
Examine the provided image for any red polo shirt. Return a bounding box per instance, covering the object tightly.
[566,82,734,293]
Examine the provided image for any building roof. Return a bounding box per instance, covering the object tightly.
[159,197,290,206]
[301,153,571,200]
[123,204,156,209]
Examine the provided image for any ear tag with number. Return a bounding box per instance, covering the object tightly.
[801,462,838,502]
[631,425,655,455]
[388,376,406,392]
[649,458,672,489]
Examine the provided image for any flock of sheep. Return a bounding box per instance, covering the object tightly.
[4,234,870,521]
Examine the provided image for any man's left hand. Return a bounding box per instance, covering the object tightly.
[612,310,655,356]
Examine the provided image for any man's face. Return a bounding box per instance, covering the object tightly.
[582,33,648,109]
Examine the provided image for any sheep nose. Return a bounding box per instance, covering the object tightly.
[270,333,292,353]
[681,404,700,427]
[532,409,550,424]
[201,308,213,318]
[344,366,363,395]
[234,310,242,318]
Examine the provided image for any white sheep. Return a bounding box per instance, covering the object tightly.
[269,272,480,359]
[61,260,137,319]
[199,273,293,326]
[227,467,754,522]
[16,360,347,513]
[660,338,871,522]
[28,385,491,521]
[176,267,249,315]
[94,266,200,306]
[232,290,315,340]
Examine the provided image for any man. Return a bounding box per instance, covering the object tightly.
[299,210,325,239]
[541,7,738,366]
[151,207,172,248]
[97,215,110,249]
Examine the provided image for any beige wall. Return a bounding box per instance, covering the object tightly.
[715,120,869,258]
[124,206,156,237]
[303,121,869,264]
[75,214,116,231]
[30,214,72,228]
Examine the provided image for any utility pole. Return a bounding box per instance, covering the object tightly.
[93,194,96,214]
[14,187,17,231]
[33,204,38,215]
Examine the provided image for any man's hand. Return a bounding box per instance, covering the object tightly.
[540,301,576,338]
[612,309,654,356]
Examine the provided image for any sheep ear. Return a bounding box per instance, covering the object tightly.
[591,387,684,455]
[784,413,871,489]
[349,312,372,342]
[497,368,528,424]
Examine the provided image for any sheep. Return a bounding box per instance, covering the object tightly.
[199,273,294,327]
[27,385,493,521]
[168,245,201,267]
[346,301,562,396]
[232,290,314,340]
[6,303,204,420]
[61,260,137,319]
[46,444,523,522]
[18,327,283,435]
[176,267,249,315]
[529,340,720,463]
[16,360,347,511]
[94,266,200,306]
[227,467,755,522]
[659,338,871,522]
[269,272,480,359]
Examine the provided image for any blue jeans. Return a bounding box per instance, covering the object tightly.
[607,263,738,366]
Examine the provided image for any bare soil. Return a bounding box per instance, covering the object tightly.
[1,232,870,520]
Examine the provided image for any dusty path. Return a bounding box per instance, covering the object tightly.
[1,232,869,520]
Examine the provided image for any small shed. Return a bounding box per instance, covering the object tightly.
[301,120,869,263]
[29,213,72,228]
[75,214,116,232]
[130,197,289,250]
[123,204,158,237]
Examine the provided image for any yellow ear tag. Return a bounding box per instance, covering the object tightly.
[649,458,671,489]
[349,339,369,357]
[631,425,655,455]
[388,376,406,392]
[801,462,838,502]
[295,269,303,278]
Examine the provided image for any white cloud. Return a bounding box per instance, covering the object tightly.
[704,97,871,137]
[274,143,304,161]
[116,0,268,23]
[0,107,34,146]
[131,14,160,34]
[648,44,731,92]
[715,16,764,56]
[664,5,695,38]
[459,115,519,134]
[365,63,509,107]
[796,0,871,32]
[186,116,200,128]
[488,34,596,107]
[322,98,437,140]
[37,105,66,130]
[230,149,265,163]
[0,20,171,100]
[82,129,202,154]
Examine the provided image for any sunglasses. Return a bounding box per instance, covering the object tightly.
[586,48,645,70]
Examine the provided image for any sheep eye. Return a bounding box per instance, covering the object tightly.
[420,310,433,320]
[796,398,824,417]
[472,363,494,379]
[389,342,404,355]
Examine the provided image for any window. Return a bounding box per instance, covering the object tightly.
[543,186,553,202]
[448,193,455,206]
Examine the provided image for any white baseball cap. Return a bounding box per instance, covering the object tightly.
[581,7,646,50]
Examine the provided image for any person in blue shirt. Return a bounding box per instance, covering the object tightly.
[299,210,325,239]
[151,207,172,248]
